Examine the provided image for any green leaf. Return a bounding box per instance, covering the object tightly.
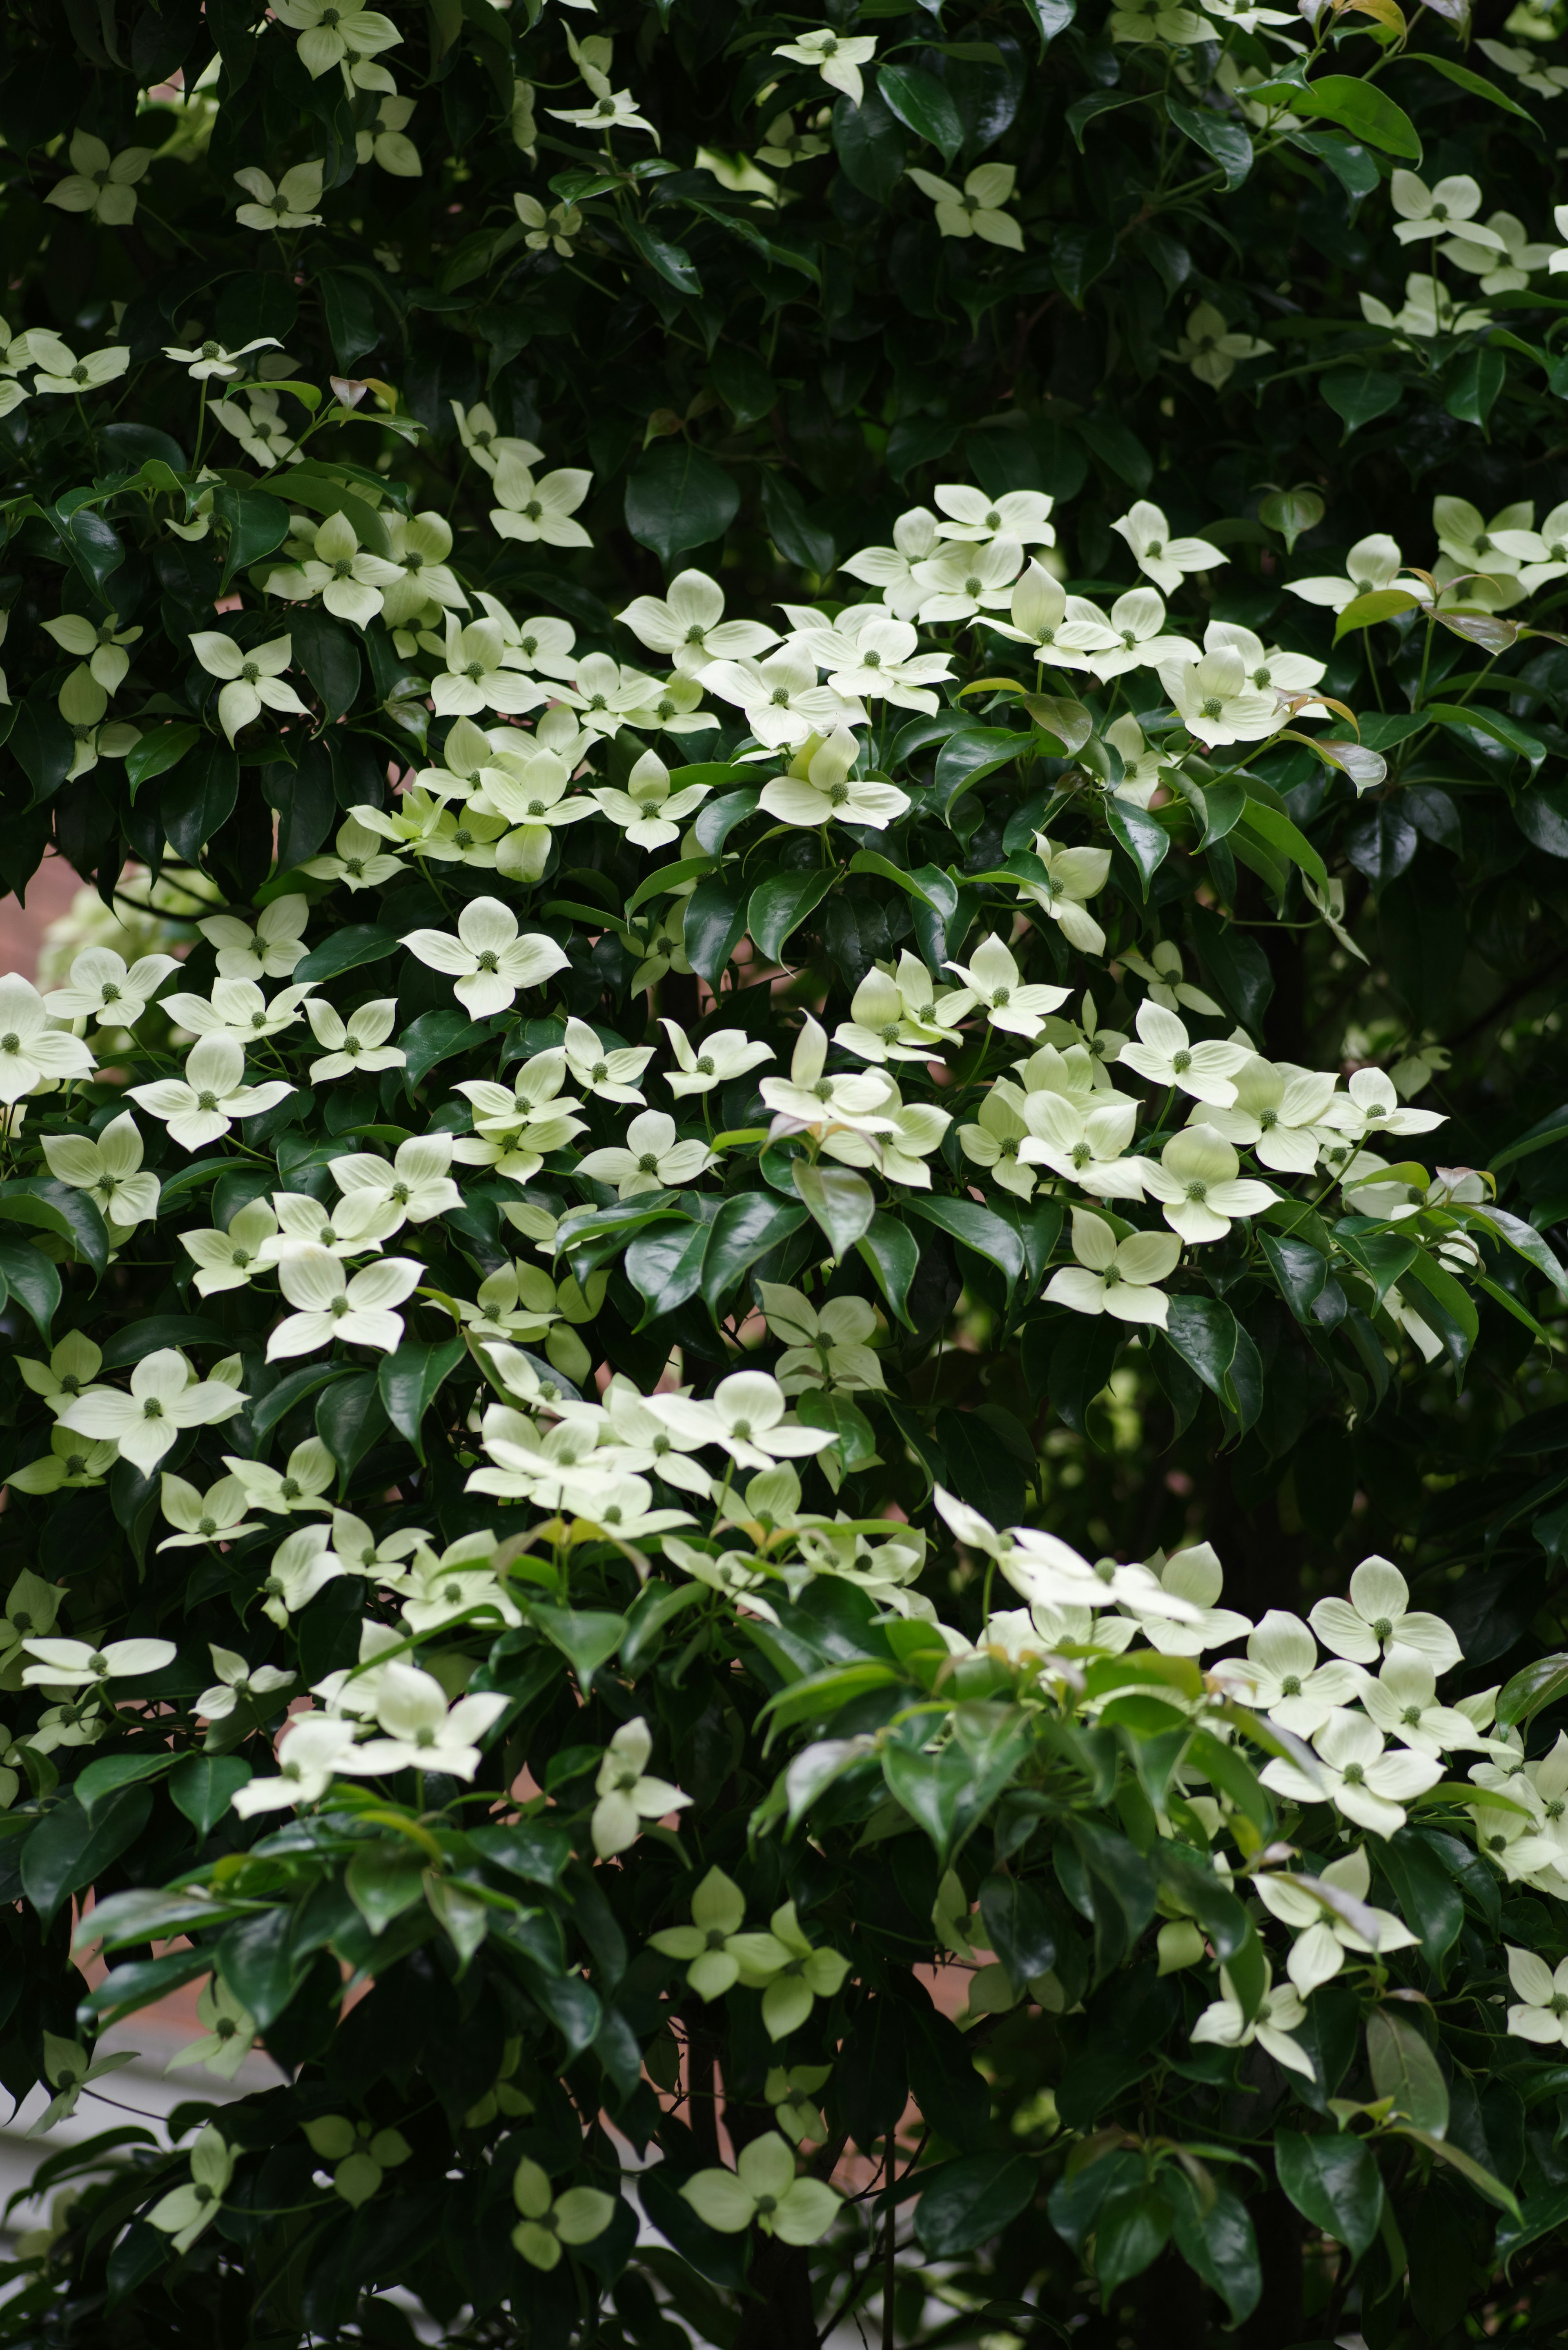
[74,1751,176,1815]
[217,1909,308,2029]
[1367,2008,1449,2136]
[1096,2185,1173,2296]
[1320,368,1403,435]
[347,1843,427,1935]
[747,867,837,964]
[693,788,762,855]
[252,1361,352,1442]
[831,84,909,204]
[80,1948,213,2026]
[792,1162,875,1260]
[1380,1828,1464,1977]
[169,1754,253,1839]
[212,483,291,595]
[795,1388,878,1470]
[856,1210,920,1330]
[1238,794,1327,886]
[1446,346,1506,429]
[1426,702,1546,774]
[759,469,837,575]
[700,1193,807,1312]
[1497,1651,1568,1729]
[1283,73,1422,158]
[913,2152,1038,2256]
[377,1336,466,1461]
[1165,97,1253,187]
[316,1366,391,1480]
[125,721,199,796]
[625,854,715,916]
[625,443,740,571]
[0,1237,60,1341]
[1104,798,1168,895]
[623,220,704,297]
[978,1873,1056,1983]
[1275,2129,1384,2257]
[877,62,963,166]
[1399,50,1540,127]
[288,605,364,716]
[294,923,401,983]
[1388,2125,1521,2220]
[1167,2174,1261,2328]
[0,1179,110,1278]
[845,849,941,910]
[22,1787,154,1930]
[1332,589,1424,640]
[627,1218,711,1326]
[529,1605,628,1692]
[1163,1295,1263,1430]
[904,1196,1023,1286]
[620,1582,705,1677]
[682,876,750,988]
[162,738,239,865]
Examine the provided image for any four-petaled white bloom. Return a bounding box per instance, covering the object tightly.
[661,1023,774,1097]
[760,1013,899,1133]
[267,513,403,628]
[401,896,569,1016]
[591,749,712,849]
[148,2125,234,2254]
[760,726,906,830]
[618,569,778,676]
[43,947,178,1028]
[160,1475,265,1553]
[908,163,1024,248]
[350,1661,508,1778]
[1161,644,1281,746]
[234,163,325,232]
[21,1633,177,1689]
[305,997,406,1082]
[655,1371,837,1472]
[1045,1208,1180,1328]
[129,1035,292,1150]
[198,896,310,981]
[1260,1708,1443,1837]
[1174,300,1273,389]
[490,456,594,548]
[1308,1554,1463,1673]
[55,1349,245,1474]
[943,935,1069,1039]
[332,1133,463,1238]
[1142,1125,1275,1244]
[1118,1001,1250,1106]
[772,27,876,106]
[1390,170,1500,249]
[1111,500,1224,596]
[47,132,154,226]
[233,1711,359,1813]
[196,1641,294,1719]
[1506,1945,1568,2046]
[41,1110,159,1231]
[266,1246,423,1360]
[1192,1963,1313,2076]
[577,1109,712,1200]
[190,631,312,741]
[1253,1846,1418,1998]
[163,334,281,382]
[0,974,96,1101]
[592,1717,691,1856]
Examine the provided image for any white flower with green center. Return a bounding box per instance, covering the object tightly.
[934,483,1055,546]
[958,1083,1036,1200]
[450,403,543,477]
[1111,499,1225,597]
[40,1110,159,1230]
[225,1436,337,1519]
[477,596,578,678]
[1126,1539,1251,1655]
[0,972,96,1102]
[42,945,177,1028]
[356,90,421,175]
[838,504,940,621]
[760,1011,901,1134]
[1504,1946,1568,2047]
[1045,1208,1180,1329]
[908,162,1024,249]
[1191,1964,1314,2076]
[591,747,714,850]
[324,1512,432,1587]
[304,995,406,1082]
[46,132,153,226]
[1390,169,1501,248]
[457,1258,561,1345]
[1360,1651,1495,1759]
[17,1342,102,1425]
[41,609,143,693]
[756,108,832,169]
[166,1981,260,2082]
[194,1641,294,1722]
[255,1188,390,1264]
[379,511,465,626]
[660,1021,775,1097]
[329,1132,456,1244]
[833,958,957,1066]
[347,1660,508,1779]
[1017,1089,1148,1199]
[1069,586,1192,682]
[128,1033,292,1151]
[210,385,300,470]
[772,25,876,104]
[801,608,953,714]
[1174,299,1274,389]
[54,1348,246,1474]
[233,162,325,231]
[652,1370,838,1474]
[511,2158,616,2271]
[591,1717,691,1857]
[577,1108,713,1200]
[431,616,549,717]
[1142,1124,1275,1244]
[1117,999,1250,1107]
[147,2125,236,2253]
[271,0,400,78]
[21,1633,177,1691]
[158,1474,266,1554]
[649,1867,760,1995]
[267,512,403,628]
[490,455,595,548]
[1283,532,1412,613]
[704,647,864,750]
[619,568,779,677]
[561,1014,653,1105]
[760,1282,884,1396]
[1443,209,1555,294]
[943,934,1070,1040]
[1161,644,1281,746]
[1182,1055,1336,1174]
[390,1547,520,1637]
[6,1427,119,1496]
[1216,1608,1366,1738]
[164,977,315,1042]
[231,1708,356,1809]
[1261,1708,1443,1837]
[162,333,281,382]
[822,1083,951,1190]
[1018,837,1113,955]
[402,894,570,1017]
[684,2133,843,2242]
[759,724,907,829]
[197,894,310,981]
[1252,1847,1418,1997]
[910,534,1026,624]
[32,344,130,399]
[1307,1554,1463,1673]
[1433,492,1531,579]
[266,1246,423,1361]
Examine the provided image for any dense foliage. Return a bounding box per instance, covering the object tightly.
[8,0,1568,2345]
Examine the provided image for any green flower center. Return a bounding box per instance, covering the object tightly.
[1281,1674,1301,1697]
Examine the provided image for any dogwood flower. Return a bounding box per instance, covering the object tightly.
[303,997,405,1083]
[32,344,131,399]
[158,1474,265,1553]
[431,618,548,718]
[129,1035,291,1150]
[1192,1963,1313,2076]
[649,1866,764,1996]
[300,815,404,893]
[148,2125,234,2254]
[330,1135,462,1239]
[267,513,403,628]
[590,749,711,849]
[167,1982,259,2082]
[934,485,1055,547]
[839,506,941,620]
[163,978,314,1044]
[654,1372,837,1472]
[959,1085,1036,1198]
[660,1023,774,1097]
[357,89,421,174]
[1118,1001,1249,1106]
[1360,1652,1493,1759]
[211,385,300,468]
[1162,645,1281,746]
[490,456,594,548]
[266,1246,422,1360]
[47,132,154,226]
[705,648,863,749]
[21,1633,178,1691]
[272,0,399,75]
[164,333,282,383]
[591,1717,690,1856]
[194,1642,294,1722]
[1111,501,1225,596]
[942,936,1069,1039]
[908,163,1024,248]
[510,2158,616,2270]
[1017,1092,1149,1198]
[1018,838,1113,955]
[6,1428,119,1496]
[618,569,778,676]
[198,895,310,983]
[40,1111,158,1231]
[1128,1541,1250,1656]
[561,1017,653,1106]
[55,1349,245,1474]
[760,1282,884,1395]
[1143,1126,1274,1244]
[910,536,1025,623]
[378,512,465,626]
[234,163,325,231]
[773,25,875,103]
[1252,1848,1417,1996]
[760,1013,899,1133]
[1308,1555,1463,1673]
[1045,1209,1180,1328]
[684,2134,842,2242]
[577,1110,712,1200]
[178,1198,280,1295]
[759,726,906,829]
[450,404,543,477]
[345,1661,508,1779]
[1390,169,1500,247]
[226,1437,337,1518]
[232,1710,359,1810]
[402,897,569,1017]
[1284,533,1412,613]
[1505,1945,1568,2046]
[41,610,142,693]
[0,974,96,1101]
[1218,1610,1367,1737]
[42,947,178,1028]
[1443,212,1553,292]
[833,958,959,1064]
[1173,301,1273,388]
[1261,1709,1443,1836]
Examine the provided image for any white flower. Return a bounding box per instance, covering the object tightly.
[1194,1057,1335,1173]
[683,2134,842,2243]
[1126,1541,1249,1655]
[1390,169,1499,248]
[759,1282,884,1395]
[149,2125,234,2254]
[1142,1125,1274,1244]
[838,506,940,621]
[55,1349,245,1474]
[510,2159,616,2272]
[577,1109,712,1200]
[331,1134,463,1239]
[791,609,953,715]
[515,190,581,253]
[942,934,1069,1039]
[1308,1555,1462,1673]
[909,536,1025,624]
[234,163,325,232]
[21,1633,177,1690]
[1253,1847,1418,1998]
[833,956,958,1066]
[357,89,421,174]
[267,512,403,629]
[32,345,131,399]
[304,997,405,1083]
[378,511,464,627]
[1360,1652,1492,1759]
[197,894,309,981]
[272,0,399,74]
[181,1198,281,1295]
[42,946,177,1028]
[211,386,299,470]
[1161,645,1280,746]
[195,1641,294,1721]
[1111,501,1225,596]
[935,485,1056,548]
[705,649,864,749]
[561,1017,653,1106]
[1479,36,1568,98]
[301,816,405,892]
[40,1111,158,1230]
[1505,1945,1568,2046]
[1261,1709,1443,1837]
[189,631,311,742]
[1205,621,1325,701]
[1004,1526,1199,1621]
[1319,1065,1445,1144]
[760,1013,899,1134]
[592,1717,690,1856]
[548,65,661,143]
[6,1427,118,1495]
[1284,532,1411,613]
[163,334,282,383]
[431,617,548,718]
[1218,1609,1366,1737]
[226,1437,336,1518]
[1117,1000,1250,1107]
[166,1982,259,2081]
[1017,839,1112,956]
[772,26,875,103]
[266,1246,423,1360]
[1191,1964,1313,2076]
[985,560,1101,666]
[46,132,153,225]
[40,610,143,693]
[908,163,1023,248]
[158,1474,265,1552]
[401,896,569,1017]
[590,747,712,850]
[759,726,906,829]
[1359,273,1492,341]
[232,1711,359,1812]
[450,404,543,477]
[348,1661,508,1779]
[653,1371,837,1472]
[0,974,96,1101]
[129,1034,291,1150]
[1017,1090,1147,1198]
[661,1023,774,1097]
[1067,587,1190,683]
[1173,300,1273,388]
[490,456,594,548]
[618,568,778,676]
[1045,1209,1180,1329]
[163,978,314,1043]
[959,1085,1036,1199]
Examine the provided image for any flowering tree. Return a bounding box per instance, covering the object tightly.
[4,0,1568,2343]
